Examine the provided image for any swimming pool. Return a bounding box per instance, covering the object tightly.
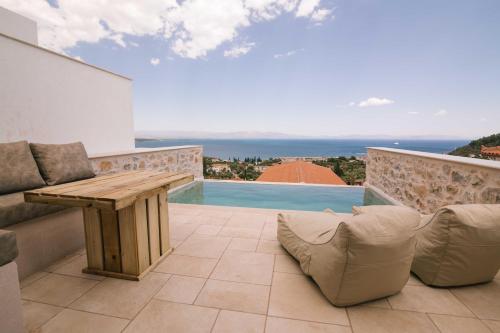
[169,181,392,213]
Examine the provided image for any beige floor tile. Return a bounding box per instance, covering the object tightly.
[406,273,425,286]
[195,224,223,236]
[268,272,349,325]
[170,207,203,216]
[265,316,351,333]
[21,274,99,307]
[256,240,286,255]
[124,300,218,333]
[451,280,500,320]
[356,297,392,309]
[170,214,198,225]
[274,255,302,274]
[170,223,199,240]
[388,285,473,316]
[261,225,278,240]
[40,309,128,333]
[195,279,270,314]
[155,275,206,304]
[53,255,105,281]
[226,213,266,230]
[174,235,231,259]
[22,300,63,332]
[191,214,231,225]
[170,238,185,248]
[211,250,274,285]
[483,319,500,332]
[43,252,83,272]
[428,314,491,333]
[212,310,265,333]
[348,307,439,333]
[70,272,170,319]
[154,254,218,278]
[227,238,259,251]
[20,271,49,289]
[218,227,262,239]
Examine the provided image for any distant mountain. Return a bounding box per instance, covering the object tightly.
[135,130,309,140]
[448,133,500,157]
[135,130,470,141]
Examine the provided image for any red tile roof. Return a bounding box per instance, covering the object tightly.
[481,145,500,156]
[257,161,346,185]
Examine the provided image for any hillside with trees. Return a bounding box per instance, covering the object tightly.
[312,157,366,185]
[448,133,500,158]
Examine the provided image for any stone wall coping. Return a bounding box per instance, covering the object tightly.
[367,147,500,170]
[88,145,203,159]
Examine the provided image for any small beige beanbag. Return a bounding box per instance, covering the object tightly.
[278,206,420,306]
[412,204,500,287]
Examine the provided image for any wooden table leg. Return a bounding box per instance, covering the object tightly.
[82,207,104,271]
[82,190,173,281]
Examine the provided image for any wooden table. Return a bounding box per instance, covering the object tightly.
[24,171,194,280]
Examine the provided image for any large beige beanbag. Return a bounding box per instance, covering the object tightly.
[277,206,420,306]
[412,204,500,287]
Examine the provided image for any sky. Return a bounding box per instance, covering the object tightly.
[3,0,500,139]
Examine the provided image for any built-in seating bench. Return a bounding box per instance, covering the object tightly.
[0,230,23,333]
[0,140,95,279]
[0,229,18,266]
[0,192,65,229]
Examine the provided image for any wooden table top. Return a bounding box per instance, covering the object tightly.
[24,171,194,210]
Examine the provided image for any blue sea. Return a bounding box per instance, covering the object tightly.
[135,138,467,159]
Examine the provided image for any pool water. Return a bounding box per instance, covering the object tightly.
[169,181,392,213]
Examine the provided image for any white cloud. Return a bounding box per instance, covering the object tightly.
[108,34,126,47]
[295,0,333,22]
[358,97,395,107]
[296,0,320,17]
[434,109,448,116]
[479,117,487,122]
[0,0,332,59]
[310,8,332,22]
[150,57,160,66]
[408,111,419,115]
[224,41,255,58]
[274,48,303,59]
[348,102,356,107]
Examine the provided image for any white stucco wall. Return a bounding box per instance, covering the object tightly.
[0,6,37,44]
[0,34,135,154]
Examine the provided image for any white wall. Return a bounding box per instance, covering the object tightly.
[0,34,135,154]
[0,7,37,44]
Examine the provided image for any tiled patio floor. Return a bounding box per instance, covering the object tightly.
[20,204,500,333]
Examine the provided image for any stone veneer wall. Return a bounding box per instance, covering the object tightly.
[89,146,203,179]
[366,148,500,213]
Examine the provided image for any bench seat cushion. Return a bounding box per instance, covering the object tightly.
[0,192,65,228]
[278,206,420,306]
[0,141,46,195]
[0,230,18,266]
[30,142,95,185]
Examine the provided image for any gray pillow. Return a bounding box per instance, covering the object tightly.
[0,141,46,194]
[30,142,95,185]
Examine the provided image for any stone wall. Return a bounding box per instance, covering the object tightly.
[89,146,203,179]
[366,147,500,213]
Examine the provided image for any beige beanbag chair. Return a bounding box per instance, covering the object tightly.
[412,204,500,287]
[278,206,420,306]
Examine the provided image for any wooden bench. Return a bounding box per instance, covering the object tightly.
[24,171,193,280]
